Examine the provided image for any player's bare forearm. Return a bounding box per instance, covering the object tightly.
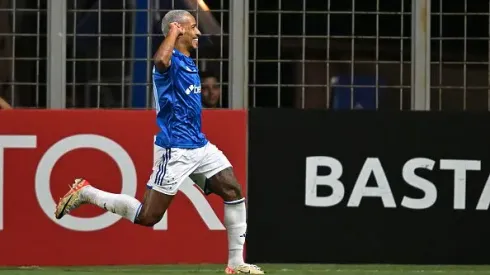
[154,30,180,72]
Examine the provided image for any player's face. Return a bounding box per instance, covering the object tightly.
[180,15,201,50]
[201,77,221,108]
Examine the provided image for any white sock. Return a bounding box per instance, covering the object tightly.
[81,186,142,223]
[224,198,247,267]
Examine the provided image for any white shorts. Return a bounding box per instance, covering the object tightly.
[146,142,232,195]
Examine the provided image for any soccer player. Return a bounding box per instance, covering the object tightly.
[54,10,264,275]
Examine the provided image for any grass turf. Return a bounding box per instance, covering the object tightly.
[2,264,490,275]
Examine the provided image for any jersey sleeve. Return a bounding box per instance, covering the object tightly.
[155,51,180,75]
[154,53,181,81]
[170,54,181,71]
[165,53,182,76]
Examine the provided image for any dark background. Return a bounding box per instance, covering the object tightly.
[2,0,489,109]
[247,109,490,264]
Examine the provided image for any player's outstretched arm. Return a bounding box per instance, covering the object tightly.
[154,22,184,72]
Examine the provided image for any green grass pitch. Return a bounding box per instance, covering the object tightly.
[2,264,490,275]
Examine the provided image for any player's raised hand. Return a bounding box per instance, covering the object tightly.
[169,22,185,36]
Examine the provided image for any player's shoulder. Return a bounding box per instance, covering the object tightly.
[154,50,196,76]
[169,50,190,71]
[153,51,181,77]
[171,49,187,64]
[173,50,197,70]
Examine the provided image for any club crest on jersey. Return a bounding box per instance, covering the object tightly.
[185,84,201,95]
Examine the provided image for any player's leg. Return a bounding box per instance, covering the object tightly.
[54,146,182,226]
[194,143,264,274]
[54,178,144,223]
[81,180,173,226]
[135,187,174,226]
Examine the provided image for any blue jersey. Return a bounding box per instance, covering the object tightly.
[152,49,208,149]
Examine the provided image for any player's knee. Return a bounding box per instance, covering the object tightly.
[136,208,165,227]
[221,182,243,201]
[137,213,163,227]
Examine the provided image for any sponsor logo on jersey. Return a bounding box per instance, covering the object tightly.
[185,84,201,95]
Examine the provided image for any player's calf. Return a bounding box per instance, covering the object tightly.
[206,168,251,269]
[207,167,264,272]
